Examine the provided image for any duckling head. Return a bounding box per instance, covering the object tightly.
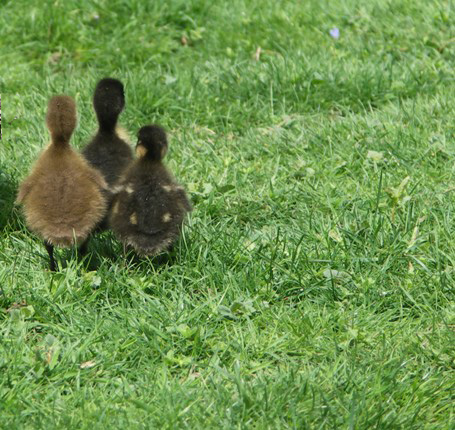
[136,125,168,161]
[46,95,77,144]
[93,78,125,132]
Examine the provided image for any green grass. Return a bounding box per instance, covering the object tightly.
[1,0,455,428]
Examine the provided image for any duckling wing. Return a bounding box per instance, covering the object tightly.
[173,186,192,212]
[133,184,186,235]
[109,187,163,236]
[16,177,35,204]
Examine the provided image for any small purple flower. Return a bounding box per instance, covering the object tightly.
[329,27,340,40]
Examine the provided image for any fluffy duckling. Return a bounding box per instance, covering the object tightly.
[16,95,108,271]
[109,125,192,256]
[82,78,133,188]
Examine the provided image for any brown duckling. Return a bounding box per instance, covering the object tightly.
[82,78,133,188]
[109,125,191,256]
[16,95,108,270]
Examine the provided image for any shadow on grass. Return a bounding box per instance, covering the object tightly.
[46,231,177,273]
[0,169,18,231]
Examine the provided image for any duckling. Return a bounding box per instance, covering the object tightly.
[16,95,108,271]
[109,125,192,256]
[82,78,133,188]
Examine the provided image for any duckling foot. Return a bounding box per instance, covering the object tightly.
[151,251,175,266]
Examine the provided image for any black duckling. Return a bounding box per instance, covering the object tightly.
[109,125,192,256]
[16,95,108,271]
[82,78,133,188]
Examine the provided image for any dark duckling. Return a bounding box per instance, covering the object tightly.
[82,78,133,188]
[16,95,108,270]
[109,125,192,256]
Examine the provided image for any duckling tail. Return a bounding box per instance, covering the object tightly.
[46,95,77,144]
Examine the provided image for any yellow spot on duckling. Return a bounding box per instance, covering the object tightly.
[136,145,147,158]
[113,200,120,214]
[125,184,134,194]
[115,126,132,145]
[130,212,138,225]
[110,185,124,194]
[162,185,172,192]
[162,213,172,222]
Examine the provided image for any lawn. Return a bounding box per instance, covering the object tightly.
[0,0,454,428]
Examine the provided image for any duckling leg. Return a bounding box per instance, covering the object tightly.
[78,240,89,257]
[44,241,56,271]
